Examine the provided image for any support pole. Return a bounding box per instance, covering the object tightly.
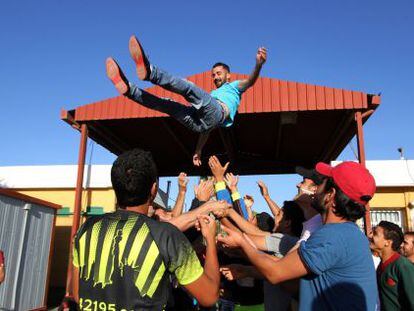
[65,124,88,296]
[355,111,371,235]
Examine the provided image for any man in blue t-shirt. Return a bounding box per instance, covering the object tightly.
[218,161,379,310]
[106,35,267,166]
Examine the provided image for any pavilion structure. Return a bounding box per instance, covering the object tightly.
[61,70,381,295]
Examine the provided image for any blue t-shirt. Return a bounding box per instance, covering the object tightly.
[298,222,378,311]
[210,80,243,127]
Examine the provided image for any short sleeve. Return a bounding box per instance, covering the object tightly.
[265,233,299,257]
[72,217,94,268]
[72,243,79,268]
[299,227,344,275]
[163,224,204,285]
[230,80,243,93]
[0,251,4,266]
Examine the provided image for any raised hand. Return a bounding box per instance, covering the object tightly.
[193,153,202,167]
[257,180,269,197]
[220,264,248,281]
[217,224,244,249]
[210,200,232,218]
[194,179,214,202]
[208,155,229,182]
[224,172,239,193]
[196,214,217,244]
[243,194,254,210]
[178,172,189,192]
[256,47,267,66]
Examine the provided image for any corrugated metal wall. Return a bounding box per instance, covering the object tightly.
[0,194,55,310]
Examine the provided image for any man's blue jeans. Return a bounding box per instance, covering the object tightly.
[128,65,224,133]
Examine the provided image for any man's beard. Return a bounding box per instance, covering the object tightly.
[214,80,223,88]
[311,197,326,214]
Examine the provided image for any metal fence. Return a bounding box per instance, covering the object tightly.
[370,210,404,230]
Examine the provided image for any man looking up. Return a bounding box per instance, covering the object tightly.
[401,231,414,264]
[370,222,414,310]
[106,35,267,166]
[72,149,220,310]
[218,161,379,311]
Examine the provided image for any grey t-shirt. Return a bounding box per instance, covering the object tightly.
[264,233,299,311]
[265,233,299,258]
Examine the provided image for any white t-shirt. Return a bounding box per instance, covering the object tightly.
[297,214,323,244]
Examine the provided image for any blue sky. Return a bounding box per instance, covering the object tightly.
[0,1,413,212]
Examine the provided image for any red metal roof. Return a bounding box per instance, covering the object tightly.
[72,71,374,122]
[62,71,380,176]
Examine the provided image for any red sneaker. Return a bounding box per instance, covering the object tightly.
[129,35,150,81]
[105,57,129,95]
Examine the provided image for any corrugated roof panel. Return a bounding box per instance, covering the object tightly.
[288,81,298,111]
[271,79,280,111]
[307,84,317,110]
[70,71,373,122]
[325,86,335,110]
[315,85,326,110]
[96,98,103,119]
[254,77,263,113]
[343,90,353,109]
[334,88,344,109]
[106,98,114,119]
[262,77,272,112]
[297,82,307,111]
[279,80,289,111]
[246,86,254,113]
[352,91,363,108]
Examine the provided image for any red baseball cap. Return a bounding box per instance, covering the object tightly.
[315,161,376,205]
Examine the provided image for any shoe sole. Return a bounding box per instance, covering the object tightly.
[129,35,149,80]
[106,58,129,95]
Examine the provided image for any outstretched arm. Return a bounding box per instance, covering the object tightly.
[224,173,249,220]
[237,47,267,92]
[257,181,281,218]
[193,131,211,166]
[213,206,268,237]
[244,195,255,222]
[171,172,188,218]
[183,215,220,307]
[169,183,225,232]
[218,225,308,285]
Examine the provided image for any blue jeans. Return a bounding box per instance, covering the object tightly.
[128,65,224,133]
[219,299,235,311]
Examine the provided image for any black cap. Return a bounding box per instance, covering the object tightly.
[295,166,324,185]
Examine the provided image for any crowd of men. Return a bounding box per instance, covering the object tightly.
[68,149,414,311]
[62,35,414,310]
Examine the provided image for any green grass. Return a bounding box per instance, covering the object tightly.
[235,304,264,311]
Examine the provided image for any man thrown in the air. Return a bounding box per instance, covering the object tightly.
[106,35,267,166]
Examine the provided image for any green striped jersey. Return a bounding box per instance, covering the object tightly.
[73,209,203,310]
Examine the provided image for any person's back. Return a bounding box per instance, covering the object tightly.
[299,222,378,310]
[74,210,203,310]
[72,148,220,310]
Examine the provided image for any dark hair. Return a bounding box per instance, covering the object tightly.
[282,201,305,237]
[58,296,79,311]
[378,221,404,251]
[405,231,414,239]
[325,178,366,222]
[256,212,275,232]
[111,148,157,208]
[212,62,230,72]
